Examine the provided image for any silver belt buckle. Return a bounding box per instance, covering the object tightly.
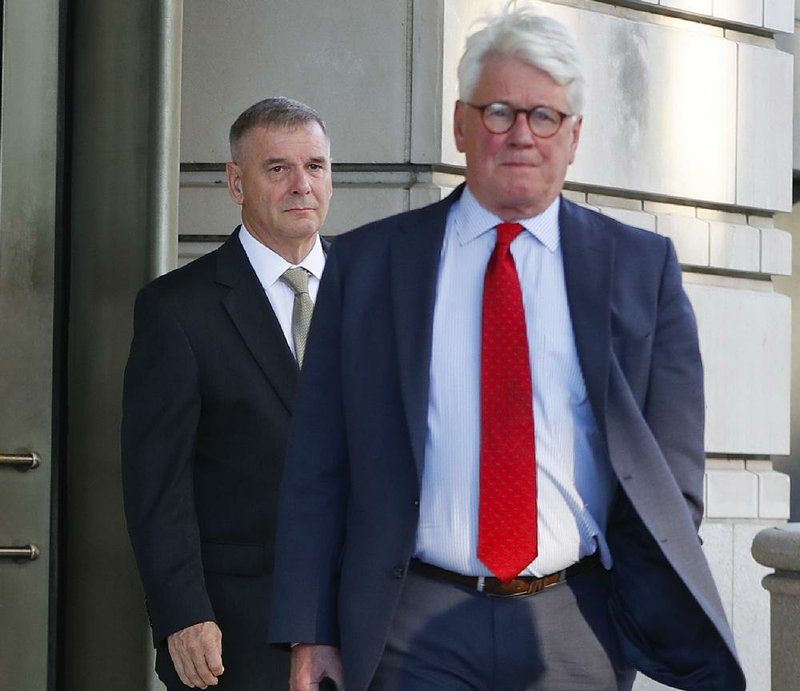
[476,576,486,593]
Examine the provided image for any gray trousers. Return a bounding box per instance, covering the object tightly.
[370,564,635,691]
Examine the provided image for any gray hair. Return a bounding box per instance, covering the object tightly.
[457,3,585,114]
[229,96,328,162]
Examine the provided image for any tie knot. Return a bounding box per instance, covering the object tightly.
[496,223,525,246]
[280,267,310,296]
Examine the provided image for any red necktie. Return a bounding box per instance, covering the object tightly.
[478,222,538,583]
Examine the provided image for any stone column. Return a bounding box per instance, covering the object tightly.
[752,524,800,691]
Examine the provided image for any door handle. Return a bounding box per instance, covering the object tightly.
[0,451,41,470]
[0,545,40,561]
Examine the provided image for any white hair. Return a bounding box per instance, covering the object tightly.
[457,3,585,114]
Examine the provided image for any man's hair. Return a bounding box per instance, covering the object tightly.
[229,96,328,162]
[457,3,585,114]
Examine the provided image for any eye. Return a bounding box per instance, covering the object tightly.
[484,102,514,125]
[269,165,286,174]
[531,107,559,125]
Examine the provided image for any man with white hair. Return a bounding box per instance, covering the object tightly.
[270,7,744,690]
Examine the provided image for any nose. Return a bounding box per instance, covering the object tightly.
[290,167,312,194]
[506,111,535,146]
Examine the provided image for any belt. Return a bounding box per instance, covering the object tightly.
[410,553,601,598]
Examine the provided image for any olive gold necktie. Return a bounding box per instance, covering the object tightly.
[279,267,314,367]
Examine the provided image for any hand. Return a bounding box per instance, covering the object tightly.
[290,644,344,691]
[167,621,224,688]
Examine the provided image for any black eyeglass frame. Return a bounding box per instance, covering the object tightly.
[462,101,576,138]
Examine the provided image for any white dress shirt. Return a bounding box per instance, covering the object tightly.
[414,187,615,577]
[238,225,325,359]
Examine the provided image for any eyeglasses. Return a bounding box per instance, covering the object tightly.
[463,101,575,138]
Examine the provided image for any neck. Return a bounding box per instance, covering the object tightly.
[242,222,318,265]
[276,237,316,265]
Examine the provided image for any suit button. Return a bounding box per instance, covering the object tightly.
[392,565,405,579]
[412,499,420,507]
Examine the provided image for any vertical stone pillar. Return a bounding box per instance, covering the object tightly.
[752,525,800,691]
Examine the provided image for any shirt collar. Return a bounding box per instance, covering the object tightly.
[455,185,561,253]
[238,224,325,286]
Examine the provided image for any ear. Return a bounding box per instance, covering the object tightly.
[453,100,467,153]
[567,115,583,165]
[226,162,244,205]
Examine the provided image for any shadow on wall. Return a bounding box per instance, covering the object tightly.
[772,197,800,519]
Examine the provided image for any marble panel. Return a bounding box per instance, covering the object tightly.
[775,31,800,170]
[708,222,760,272]
[746,460,791,519]
[737,43,793,211]
[712,0,763,26]
[764,0,796,32]
[308,184,409,236]
[661,0,713,14]
[685,281,791,455]
[411,0,446,164]
[697,207,748,224]
[567,10,738,204]
[655,214,710,267]
[178,241,223,268]
[705,467,758,517]
[181,0,409,164]
[179,183,240,237]
[409,180,458,210]
[587,193,643,210]
[760,227,793,276]
[699,520,735,624]
[596,206,656,231]
[562,189,587,204]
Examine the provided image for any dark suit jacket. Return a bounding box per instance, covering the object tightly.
[122,230,297,688]
[270,186,746,691]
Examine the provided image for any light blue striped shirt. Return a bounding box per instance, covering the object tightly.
[414,187,615,577]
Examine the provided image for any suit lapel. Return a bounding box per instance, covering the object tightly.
[560,198,614,427]
[215,231,298,413]
[390,189,461,478]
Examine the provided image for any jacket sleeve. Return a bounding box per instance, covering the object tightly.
[643,239,705,528]
[121,284,214,643]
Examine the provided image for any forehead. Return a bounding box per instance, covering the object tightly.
[241,122,330,159]
[473,55,568,106]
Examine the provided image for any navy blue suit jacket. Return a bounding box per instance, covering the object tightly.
[270,187,745,691]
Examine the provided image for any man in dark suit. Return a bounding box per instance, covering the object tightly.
[270,7,745,691]
[122,96,332,689]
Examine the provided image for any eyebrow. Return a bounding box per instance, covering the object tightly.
[263,155,330,167]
